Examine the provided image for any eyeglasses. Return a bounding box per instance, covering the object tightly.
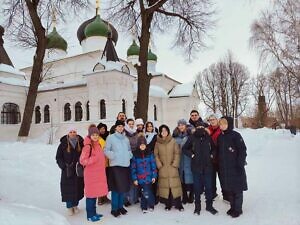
[209,118,217,121]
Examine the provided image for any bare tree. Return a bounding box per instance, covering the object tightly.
[2,0,90,139]
[197,51,250,127]
[250,0,300,83]
[269,68,299,127]
[105,0,216,122]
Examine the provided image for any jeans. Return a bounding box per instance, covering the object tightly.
[86,198,96,218]
[66,201,79,208]
[111,191,124,211]
[140,184,155,210]
[193,172,213,206]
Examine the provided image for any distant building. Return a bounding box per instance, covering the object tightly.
[0,14,199,141]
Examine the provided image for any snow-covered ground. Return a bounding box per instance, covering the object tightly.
[0,128,299,225]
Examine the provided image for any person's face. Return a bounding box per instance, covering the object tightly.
[190,113,199,122]
[127,120,135,129]
[68,131,77,138]
[117,113,126,122]
[146,123,154,132]
[178,124,186,133]
[219,120,228,131]
[140,144,146,151]
[115,125,124,133]
[136,124,144,131]
[209,117,218,127]
[99,127,106,135]
[91,133,99,142]
[161,128,168,138]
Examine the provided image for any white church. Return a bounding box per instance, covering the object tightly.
[0,12,200,142]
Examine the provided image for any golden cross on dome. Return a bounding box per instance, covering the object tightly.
[96,0,100,15]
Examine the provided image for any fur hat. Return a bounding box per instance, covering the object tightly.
[135,118,144,125]
[115,120,125,127]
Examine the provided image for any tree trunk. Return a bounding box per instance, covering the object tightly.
[18,0,46,138]
[135,11,153,122]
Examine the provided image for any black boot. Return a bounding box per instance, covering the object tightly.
[230,210,243,218]
[206,202,218,215]
[188,191,194,204]
[226,208,234,215]
[194,203,201,215]
[182,184,188,204]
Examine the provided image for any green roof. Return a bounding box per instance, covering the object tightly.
[46,27,67,51]
[127,40,140,56]
[84,15,109,38]
[148,49,157,61]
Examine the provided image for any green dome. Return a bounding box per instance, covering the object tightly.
[84,15,109,38]
[148,49,157,61]
[46,27,67,51]
[127,40,140,56]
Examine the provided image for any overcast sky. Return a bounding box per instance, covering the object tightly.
[1,0,270,83]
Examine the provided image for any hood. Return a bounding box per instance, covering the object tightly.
[172,127,191,138]
[84,136,92,145]
[222,116,234,131]
[156,134,172,144]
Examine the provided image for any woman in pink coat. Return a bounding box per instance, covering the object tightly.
[80,124,108,222]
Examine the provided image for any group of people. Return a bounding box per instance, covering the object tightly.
[56,110,248,222]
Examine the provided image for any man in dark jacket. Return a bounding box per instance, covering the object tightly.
[56,128,84,215]
[109,112,127,134]
[217,116,248,218]
[183,123,218,215]
[188,110,208,129]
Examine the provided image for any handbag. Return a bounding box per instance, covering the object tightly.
[76,144,92,177]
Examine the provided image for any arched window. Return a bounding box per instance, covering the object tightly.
[1,103,21,124]
[86,101,90,121]
[35,106,41,124]
[133,101,137,118]
[75,102,83,121]
[64,103,71,121]
[44,105,50,123]
[100,99,106,119]
[122,99,126,114]
[154,104,157,121]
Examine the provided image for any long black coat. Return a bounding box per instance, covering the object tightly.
[217,117,248,193]
[56,135,84,202]
[182,129,215,174]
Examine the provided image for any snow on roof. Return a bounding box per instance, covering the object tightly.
[168,82,195,97]
[38,80,86,92]
[0,76,28,87]
[133,82,168,98]
[0,63,26,77]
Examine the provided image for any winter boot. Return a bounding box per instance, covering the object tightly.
[87,215,101,222]
[226,208,234,215]
[67,208,74,216]
[118,207,128,215]
[111,210,121,218]
[206,202,218,215]
[230,210,243,218]
[73,206,79,214]
[188,191,194,204]
[194,204,201,215]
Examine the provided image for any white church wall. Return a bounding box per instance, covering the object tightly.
[150,75,181,93]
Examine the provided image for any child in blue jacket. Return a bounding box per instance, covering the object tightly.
[131,135,157,213]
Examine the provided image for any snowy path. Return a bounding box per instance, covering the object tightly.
[0,128,299,225]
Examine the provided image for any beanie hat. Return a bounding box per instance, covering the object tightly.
[88,126,99,137]
[135,118,144,125]
[177,119,187,126]
[68,126,77,133]
[137,135,147,146]
[115,120,125,127]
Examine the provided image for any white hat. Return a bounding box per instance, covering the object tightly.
[68,126,77,133]
[135,118,144,125]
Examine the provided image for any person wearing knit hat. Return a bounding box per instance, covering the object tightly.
[131,134,157,213]
[56,128,84,216]
[80,124,108,222]
[173,119,194,205]
[135,118,144,133]
[104,119,133,217]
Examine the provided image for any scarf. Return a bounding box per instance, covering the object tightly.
[145,132,156,144]
[69,137,78,149]
[125,123,136,135]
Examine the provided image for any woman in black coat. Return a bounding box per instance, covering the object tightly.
[56,128,84,215]
[217,116,248,218]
